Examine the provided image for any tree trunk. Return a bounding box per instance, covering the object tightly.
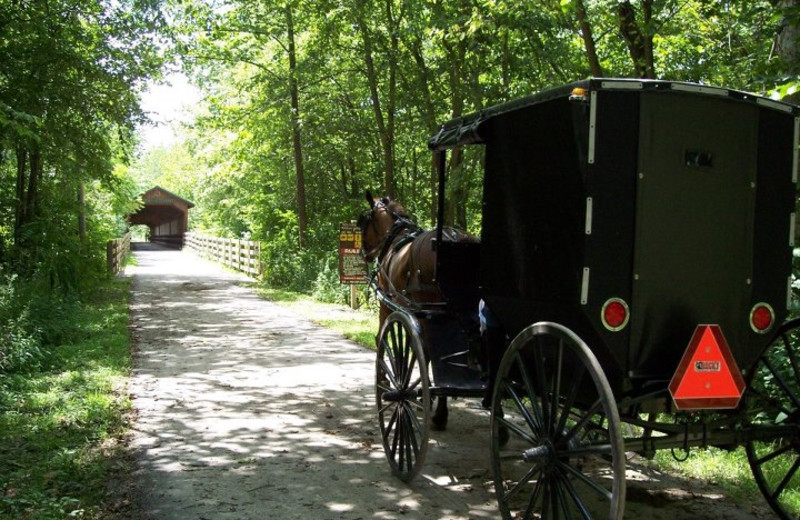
[77,181,86,244]
[14,145,27,245]
[408,36,439,222]
[443,12,468,230]
[355,1,395,196]
[618,0,655,79]
[575,0,604,77]
[777,0,800,102]
[26,149,40,225]
[286,4,308,248]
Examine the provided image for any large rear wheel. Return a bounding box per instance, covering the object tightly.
[745,317,800,520]
[376,311,431,482]
[490,322,626,519]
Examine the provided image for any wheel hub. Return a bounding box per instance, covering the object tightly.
[522,440,555,463]
[382,389,417,402]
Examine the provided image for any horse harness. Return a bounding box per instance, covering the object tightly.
[360,202,443,308]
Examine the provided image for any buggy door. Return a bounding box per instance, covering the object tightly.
[629,92,758,378]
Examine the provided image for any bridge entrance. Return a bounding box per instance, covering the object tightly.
[128,186,194,248]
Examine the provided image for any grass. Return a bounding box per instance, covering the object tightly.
[0,278,134,520]
[256,285,379,349]
[652,446,760,502]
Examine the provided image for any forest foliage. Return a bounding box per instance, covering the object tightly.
[1,0,799,348]
[135,0,800,297]
[0,0,167,372]
[0,2,798,515]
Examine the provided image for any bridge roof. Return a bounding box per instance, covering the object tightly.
[140,186,195,209]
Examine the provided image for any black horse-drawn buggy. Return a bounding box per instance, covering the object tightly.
[359,78,800,519]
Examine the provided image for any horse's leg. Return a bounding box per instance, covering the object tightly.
[431,396,448,431]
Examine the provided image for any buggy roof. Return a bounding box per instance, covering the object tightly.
[428,78,798,151]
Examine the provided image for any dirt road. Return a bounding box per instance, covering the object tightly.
[127,245,775,519]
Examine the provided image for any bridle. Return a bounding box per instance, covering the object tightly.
[358,200,419,263]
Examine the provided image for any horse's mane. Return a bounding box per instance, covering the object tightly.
[385,198,412,221]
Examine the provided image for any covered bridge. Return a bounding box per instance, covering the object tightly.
[128,186,194,248]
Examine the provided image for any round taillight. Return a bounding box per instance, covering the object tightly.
[601,298,630,332]
[750,303,775,334]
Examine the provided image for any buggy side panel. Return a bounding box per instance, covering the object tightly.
[479,96,624,384]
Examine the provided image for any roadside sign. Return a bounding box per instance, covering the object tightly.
[668,325,745,410]
[339,222,367,284]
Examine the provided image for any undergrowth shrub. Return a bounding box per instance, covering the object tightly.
[312,264,348,304]
[0,272,42,373]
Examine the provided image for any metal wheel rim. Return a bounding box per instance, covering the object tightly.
[745,317,800,520]
[376,311,430,482]
[489,321,626,520]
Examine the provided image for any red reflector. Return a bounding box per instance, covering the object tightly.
[669,325,745,410]
[601,298,629,331]
[750,303,774,334]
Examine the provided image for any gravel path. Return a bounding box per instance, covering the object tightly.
[126,245,775,520]
[127,245,499,520]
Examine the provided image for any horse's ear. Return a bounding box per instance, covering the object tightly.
[365,190,375,208]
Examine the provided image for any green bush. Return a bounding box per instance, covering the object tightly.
[312,260,349,304]
[0,272,43,373]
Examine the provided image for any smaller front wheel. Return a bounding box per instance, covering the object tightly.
[376,311,431,482]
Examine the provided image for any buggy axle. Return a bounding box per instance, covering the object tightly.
[627,423,799,457]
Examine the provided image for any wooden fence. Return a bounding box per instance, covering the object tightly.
[184,232,263,277]
[106,232,131,275]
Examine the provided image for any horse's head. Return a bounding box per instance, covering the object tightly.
[357,190,412,262]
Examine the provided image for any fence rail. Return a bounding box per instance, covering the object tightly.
[106,232,131,275]
[184,232,263,277]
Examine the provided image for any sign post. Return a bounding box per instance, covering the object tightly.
[339,222,368,309]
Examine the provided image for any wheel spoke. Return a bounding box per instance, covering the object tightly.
[496,410,538,445]
[550,340,564,440]
[403,350,417,388]
[403,401,425,438]
[378,400,395,415]
[755,442,794,466]
[772,455,800,500]
[763,356,800,411]
[539,474,551,520]
[514,351,545,435]
[532,339,552,436]
[553,469,574,520]
[386,405,400,446]
[378,357,399,389]
[555,364,586,443]
[502,379,541,439]
[561,398,604,445]
[502,463,543,503]
[401,411,414,473]
[782,333,800,389]
[556,459,613,501]
[396,408,406,471]
[558,469,594,520]
[750,384,795,418]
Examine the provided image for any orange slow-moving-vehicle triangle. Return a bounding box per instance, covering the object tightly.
[668,325,745,410]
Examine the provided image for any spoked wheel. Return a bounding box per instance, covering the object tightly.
[745,317,800,520]
[376,311,431,482]
[490,322,626,520]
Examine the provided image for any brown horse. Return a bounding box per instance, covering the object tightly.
[358,191,478,429]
